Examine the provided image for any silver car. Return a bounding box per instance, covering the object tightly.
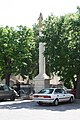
[33,88,74,105]
[0,84,19,101]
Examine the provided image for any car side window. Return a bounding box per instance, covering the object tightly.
[54,89,62,94]
[3,85,9,91]
[61,89,67,94]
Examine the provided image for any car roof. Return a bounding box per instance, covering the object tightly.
[50,87,63,89]
[44,87,63,90]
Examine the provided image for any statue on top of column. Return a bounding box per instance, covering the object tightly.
[38,12,44,36]
[38,12,43,29]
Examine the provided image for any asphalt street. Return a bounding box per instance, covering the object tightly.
[0,99,80,120]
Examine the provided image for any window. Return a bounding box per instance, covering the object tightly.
[38,89,54,94]
[3,85,9,91]
[54,89,62,94]
[61,89,67,94]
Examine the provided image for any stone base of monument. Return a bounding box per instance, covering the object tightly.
[34,73,50,93]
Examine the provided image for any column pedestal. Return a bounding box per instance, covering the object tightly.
[34,73,50,93]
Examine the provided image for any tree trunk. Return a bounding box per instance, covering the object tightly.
[72,78,77,89]
[4,57,11,86]
[5,73,11,86]
[76,73,80,99]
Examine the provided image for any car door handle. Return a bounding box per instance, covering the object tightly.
[63,95,65,96]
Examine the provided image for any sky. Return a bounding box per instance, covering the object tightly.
[0,0,80,27]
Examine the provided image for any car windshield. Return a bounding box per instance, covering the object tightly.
[3,85,10,91]
[38,89,54,94]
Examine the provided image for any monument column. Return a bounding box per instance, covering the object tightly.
[39,42,45,74]
[34,13,50,93]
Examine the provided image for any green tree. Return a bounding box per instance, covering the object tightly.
[0,26,35,86]
[42,12,80,98]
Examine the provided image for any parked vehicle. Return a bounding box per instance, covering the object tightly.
[18,85,34,100]
[70,88,76,98]
[0,84,19,101]
[33,88,74,105]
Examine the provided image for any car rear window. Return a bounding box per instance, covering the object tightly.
[38,89,54,94]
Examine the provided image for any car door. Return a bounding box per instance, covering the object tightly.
[61,89,70,101]
[54,88,67,102]
[0,85,5,99]
[3,85,13,99]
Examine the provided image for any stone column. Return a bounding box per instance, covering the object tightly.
[34,42,50,93]
[39,42,45,74]
[34,13,50,93]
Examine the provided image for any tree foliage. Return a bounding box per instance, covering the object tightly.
[0,26,35,85]
[42,12,80,98]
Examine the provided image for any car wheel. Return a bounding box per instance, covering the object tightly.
[54,99,59,106]
[10,95,15,101]
[69,97,73,103]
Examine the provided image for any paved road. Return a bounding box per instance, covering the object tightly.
[0,99,80,120]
